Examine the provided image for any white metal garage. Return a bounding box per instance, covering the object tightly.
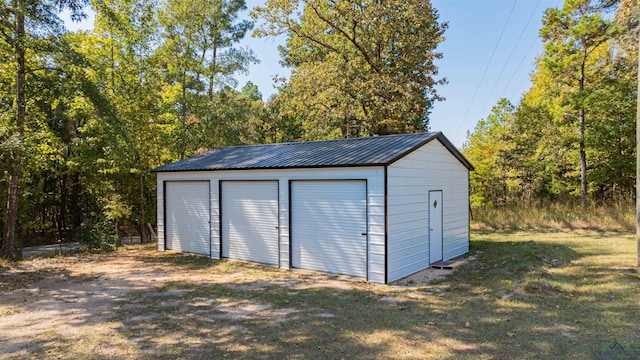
[154,132,473,283]
[291,180,367,278]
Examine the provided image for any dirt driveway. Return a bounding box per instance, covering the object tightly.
[0,246,452,359]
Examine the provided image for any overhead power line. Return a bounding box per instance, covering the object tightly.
[452,0,519,144]
[477,0,542,116]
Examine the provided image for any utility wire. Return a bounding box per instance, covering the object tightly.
[500,30,540,101]
[505,0,563,103]
[511,65,535,103]
[452,0,519,144]
[477,0,542,116]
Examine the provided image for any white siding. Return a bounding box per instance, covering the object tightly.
[386,140,470,282]
[155,166,386,283]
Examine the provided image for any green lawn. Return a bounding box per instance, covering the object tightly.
[2,230,639,359]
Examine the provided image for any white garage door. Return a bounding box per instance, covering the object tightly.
[165,181,210,255]
[291,180,367,278]
[221,181,279,265]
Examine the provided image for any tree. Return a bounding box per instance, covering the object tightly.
[539,0,621,208]
[75,0,167,242]
[252,0,447,139]
[0,0,88,259]
[463,99,518,207]
[156,0,257,158]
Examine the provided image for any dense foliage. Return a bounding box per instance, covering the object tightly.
[252,0,446,139]
[464,0,638,210]
[0,0,268,254]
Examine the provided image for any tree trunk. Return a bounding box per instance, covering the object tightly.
[3,0,25,260]
[579,107,587,209]
[58,173,67,241]
[70,173,82,228]
[578,65,587,210]
[635,27,639,268]
[180,70,187,159]
[208,45,217,99]
[138,173,150,243]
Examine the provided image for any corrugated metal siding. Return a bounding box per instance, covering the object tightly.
[291,180,367,278]
[156,167,386,283]
[164,181,210,255]
[366,176,385,283]
[157,176,164,251]
[221,181,279,265]
[387,141,470,282]
[210,180,220,259]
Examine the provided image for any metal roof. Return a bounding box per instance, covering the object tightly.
[152,132,473,172]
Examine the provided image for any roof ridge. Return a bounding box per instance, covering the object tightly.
[209,132,435,152]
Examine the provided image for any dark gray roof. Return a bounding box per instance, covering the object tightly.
[152,132,473,172]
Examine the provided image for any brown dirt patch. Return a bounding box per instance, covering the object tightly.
[0,247,452,359]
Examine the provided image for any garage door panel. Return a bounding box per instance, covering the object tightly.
[222,181,279,265]
[291,180,367,278]
[165,181,210,255]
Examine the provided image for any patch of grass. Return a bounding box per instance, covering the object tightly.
[28,322,139,360]
[472,203,634,232]
[115,242,155,251]
[142,251,217,270]
[41,329,58,338]
[0,306,25,316]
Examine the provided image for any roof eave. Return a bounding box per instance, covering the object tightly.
[435,134,475,171]
[151,162,388,173]
[383,132,473,170]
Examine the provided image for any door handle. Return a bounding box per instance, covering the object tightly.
[361,232,367,236]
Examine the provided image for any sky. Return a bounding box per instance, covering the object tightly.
[64,0,563,148]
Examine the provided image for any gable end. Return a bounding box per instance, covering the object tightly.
[385,132,474,170]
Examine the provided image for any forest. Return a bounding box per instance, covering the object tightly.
[463,0,638,229]
[0,0,638,258]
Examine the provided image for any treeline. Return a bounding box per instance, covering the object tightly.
[464,0,638,211]
[0,0,446,256]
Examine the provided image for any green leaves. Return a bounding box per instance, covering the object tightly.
[467,0,637,208]
[253,0,446,139]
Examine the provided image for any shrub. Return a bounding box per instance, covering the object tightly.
[74,220,118,251]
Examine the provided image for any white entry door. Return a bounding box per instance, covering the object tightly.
[429,190,443,264]
[165,181,210,255]
[221,181,279,265]
[291,180,367,278]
